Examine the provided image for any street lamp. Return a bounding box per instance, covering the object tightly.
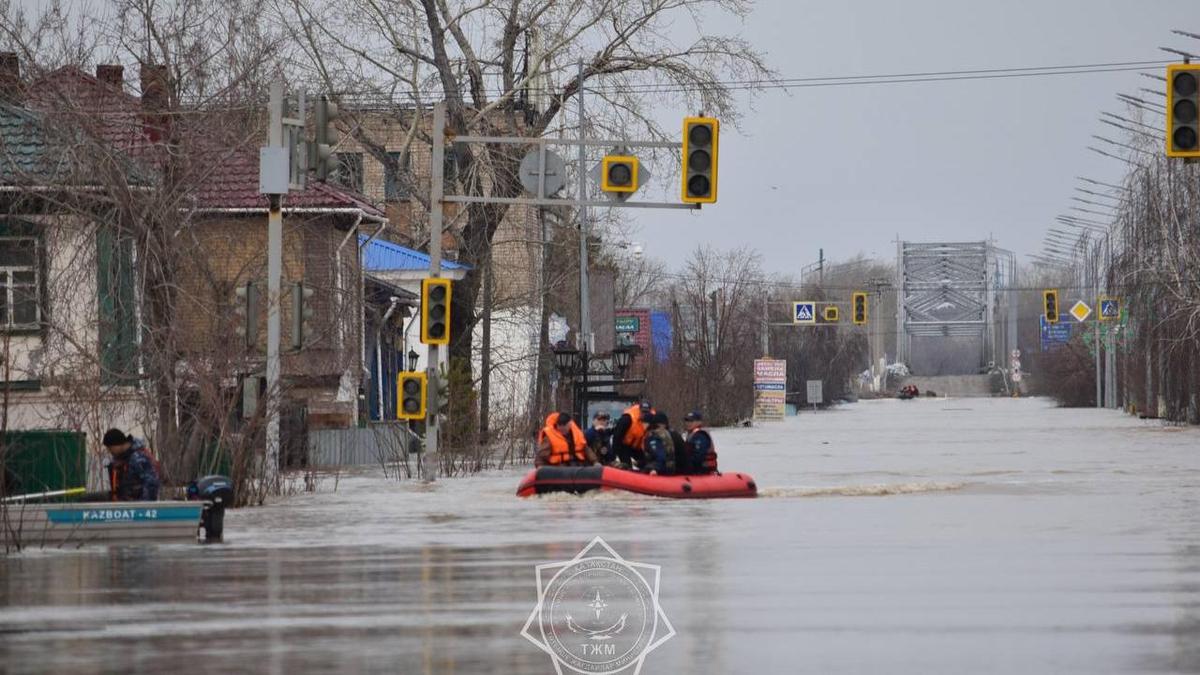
[407,348,420,372]
[553,345,580,377]
[612,343,634,375]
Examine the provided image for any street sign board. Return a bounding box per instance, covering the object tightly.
[1040,315,1072,351]
[753,358,787,421]
[792,301,816,324]
[806,380,823,405]
[519,149,567,196]
[1069,300,1092,322]
[1098,297,1120,322]
[614,316,640,333]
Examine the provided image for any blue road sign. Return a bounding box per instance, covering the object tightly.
[1099,298,1120,321]
[793,301,816,324]
[1040,314,1072,351]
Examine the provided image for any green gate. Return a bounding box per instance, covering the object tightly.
[1,431,86,496]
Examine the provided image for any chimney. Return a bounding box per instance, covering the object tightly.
[96,64,124,89]
[139,62,170,142]
[0,52,22,102]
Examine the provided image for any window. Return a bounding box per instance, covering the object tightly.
[332,152,364,193]
[384,151,410,201]
[0,237,41,330]
[97,229,138,385]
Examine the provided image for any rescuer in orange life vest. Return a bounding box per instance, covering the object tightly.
[611,401,654,470]
[535,412,598,467]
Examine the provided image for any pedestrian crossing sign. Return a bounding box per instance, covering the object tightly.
[1098,297,1120,322]
[793,301,816,324]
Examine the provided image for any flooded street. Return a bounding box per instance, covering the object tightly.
[2,397,1199,674]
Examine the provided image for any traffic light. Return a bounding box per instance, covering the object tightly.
[313,95,340,180]
[421,277,452,345]
[852,292,868,325]
[1167,64,1200,158]
[1043,289,1060,324]
[291,281,314,350]
[397,372,427,420]
[823,306,840,323]
[601,155,638,193]
[681,116,719,203]
[234,282,259,348]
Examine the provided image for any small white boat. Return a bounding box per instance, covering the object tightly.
[1,501,205,548]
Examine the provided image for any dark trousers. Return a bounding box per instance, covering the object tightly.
[615,443,645,468]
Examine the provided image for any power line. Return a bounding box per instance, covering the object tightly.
[334,58,1175,105]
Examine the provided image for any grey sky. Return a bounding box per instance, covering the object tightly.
[629,0,1193,275]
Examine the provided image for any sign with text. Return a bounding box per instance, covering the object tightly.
[753,358,787,421]
[806,380,823,405]
[614,316,641,333]
[1040,315,1072,351]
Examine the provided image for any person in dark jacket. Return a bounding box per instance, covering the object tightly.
[641,413,676,475]
[683,410,718,474]
[103,428,161,502]
[611,401,653,470]
[583,412,614,465]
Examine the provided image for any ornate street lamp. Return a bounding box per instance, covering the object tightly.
[612,343,634,375]
[553,345,580,377]
[407,348,420,372]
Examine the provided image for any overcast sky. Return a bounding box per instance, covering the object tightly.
[627,0,1195,275]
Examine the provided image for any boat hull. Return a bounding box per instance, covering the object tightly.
[517,466,757,499]
[1,501,204,548]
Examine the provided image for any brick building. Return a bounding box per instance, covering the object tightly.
[0,56,397,481]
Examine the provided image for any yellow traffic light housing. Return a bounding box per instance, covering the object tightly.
[601,155,639,193]
[397,372,427,420]
[1043,289,1060,324]
[421,277,452,345]
[823,306,840,323]
[681,116,718,203]
[851,292,868,325]
[1167,64,1200,158]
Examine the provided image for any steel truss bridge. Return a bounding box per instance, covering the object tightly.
[895,241,1017,374]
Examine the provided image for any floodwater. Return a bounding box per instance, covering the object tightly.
[2,397,1199,674]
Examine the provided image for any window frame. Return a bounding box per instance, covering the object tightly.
[0,235,42,332]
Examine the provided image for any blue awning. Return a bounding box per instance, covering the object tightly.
[360,235,471,272]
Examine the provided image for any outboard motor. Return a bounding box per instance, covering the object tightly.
[187,475,234,543]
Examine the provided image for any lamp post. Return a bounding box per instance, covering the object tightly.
[407,349,420,372]
[551,343,641,423]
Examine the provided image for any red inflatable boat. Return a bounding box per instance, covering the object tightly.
[516,466,757,499]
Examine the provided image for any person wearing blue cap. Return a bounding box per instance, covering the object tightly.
[683,410,718,474]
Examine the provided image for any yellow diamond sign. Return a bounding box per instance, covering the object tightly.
[1069,300,1092,322]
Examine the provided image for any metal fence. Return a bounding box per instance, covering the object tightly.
[306,423,417,473]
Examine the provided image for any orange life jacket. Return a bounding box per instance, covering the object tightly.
[539,414,589,465]
[621,404,653,449]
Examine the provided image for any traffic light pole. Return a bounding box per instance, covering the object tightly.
[264,81,285,489]
[425,103,447,481]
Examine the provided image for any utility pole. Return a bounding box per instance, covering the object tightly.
[263,80,285,488]
[425,102,447,481]
[761,293,770,357]
[576,60,592,355]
